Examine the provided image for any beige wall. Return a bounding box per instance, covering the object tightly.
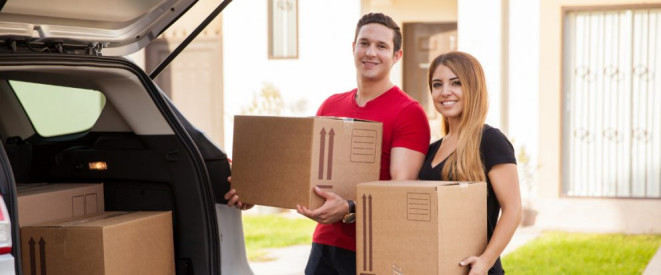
[538,0,661,232]
[149,0,225,147]
[361,0,457,22]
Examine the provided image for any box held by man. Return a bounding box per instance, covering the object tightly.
[232,115,382,210]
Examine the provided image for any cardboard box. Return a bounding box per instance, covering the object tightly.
[20,211,175,275]
[17,183,104,226]
[356,181,487,275]
[232,115,382,210]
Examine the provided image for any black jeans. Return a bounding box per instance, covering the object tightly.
[489,257,505,275]
[305,243,356,275]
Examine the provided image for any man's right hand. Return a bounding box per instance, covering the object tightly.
[224,176,254,210]
[296,186,348,224]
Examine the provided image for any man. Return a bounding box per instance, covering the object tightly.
[226,12,430,274]
[294,12,430,274]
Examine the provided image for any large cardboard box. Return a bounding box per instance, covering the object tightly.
[232,115,382,210]
[356,181,487,275]
[17,183,104,226]
[20,211,175,275]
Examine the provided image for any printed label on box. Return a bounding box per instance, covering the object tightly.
[351,128,378,163]
[407,193,431,221]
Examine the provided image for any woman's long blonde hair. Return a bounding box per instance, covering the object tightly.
[427,51,489,182]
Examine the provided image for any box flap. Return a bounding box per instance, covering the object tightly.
[25,211,172,228]
[313,116,380,124]
[358,180,484,188]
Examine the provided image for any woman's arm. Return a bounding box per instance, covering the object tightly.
[461,163,522,275]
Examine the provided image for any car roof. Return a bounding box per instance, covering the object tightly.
[0,0,196,56]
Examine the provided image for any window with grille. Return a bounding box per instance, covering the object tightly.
[563,7,661,198]
[268,0,298,59]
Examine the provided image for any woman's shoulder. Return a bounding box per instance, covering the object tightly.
[482,124,508,141]
[480,124,517,167]
[480,124,514,150]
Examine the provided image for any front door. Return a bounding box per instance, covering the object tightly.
[403,23,457,139]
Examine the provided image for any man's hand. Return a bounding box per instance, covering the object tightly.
[296,187,348,224]
[223,176,254,210]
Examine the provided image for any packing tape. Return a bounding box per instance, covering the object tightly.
[343,119,354,133]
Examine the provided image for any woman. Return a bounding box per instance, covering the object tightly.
[418,51,522,275]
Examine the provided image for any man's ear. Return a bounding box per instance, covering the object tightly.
[352,41,356,52]
[393,50,403,64]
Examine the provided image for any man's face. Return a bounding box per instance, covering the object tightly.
[353,23,402,82]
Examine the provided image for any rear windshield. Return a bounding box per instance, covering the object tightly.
[10,80,105,137]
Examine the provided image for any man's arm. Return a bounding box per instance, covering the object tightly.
[389,147,426,180]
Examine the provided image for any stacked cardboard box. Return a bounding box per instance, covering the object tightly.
[232,115,382,210]
[20,211,175,275]
[17,183,104,226]
[17,183,175,275]
[356,181,487,275]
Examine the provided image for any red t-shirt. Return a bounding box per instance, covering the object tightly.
[312,86,430,251]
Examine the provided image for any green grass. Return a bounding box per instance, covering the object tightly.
[502,231,661,274]
[242,213,316,262]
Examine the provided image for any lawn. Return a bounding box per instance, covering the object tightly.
[242,214,661,272]
[502,231,661,274]
[242,213,316,261]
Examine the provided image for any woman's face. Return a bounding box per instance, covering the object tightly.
[430,64,464,120]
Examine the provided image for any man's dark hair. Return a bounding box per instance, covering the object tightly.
[353,12,402,53]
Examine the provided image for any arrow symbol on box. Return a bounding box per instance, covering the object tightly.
[368,194,373,271]
[28,238,36,275]
[39,238,47,275]
[318,128,326,180]
[327,129,335,180]
[362,194,367,271]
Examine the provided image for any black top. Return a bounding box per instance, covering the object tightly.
[418,124,516,274]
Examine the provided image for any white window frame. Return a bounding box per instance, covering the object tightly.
[268,0,298,59]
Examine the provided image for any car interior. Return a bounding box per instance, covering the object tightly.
[0,55,230,274]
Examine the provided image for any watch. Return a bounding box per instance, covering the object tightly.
[342,200,356,224]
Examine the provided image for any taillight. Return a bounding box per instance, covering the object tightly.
[0,194,12,254]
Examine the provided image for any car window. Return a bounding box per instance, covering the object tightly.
[10,80,105,137]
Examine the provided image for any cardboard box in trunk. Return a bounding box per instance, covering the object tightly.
[232,115,382,210]
[20,211,175,275]
[17,183,104,226]
[356,181,487,275]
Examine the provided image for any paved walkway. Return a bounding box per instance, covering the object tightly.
[249,245,310,275]
[248,226,661,275]
[248,226,542,275]
[643,245,661,275]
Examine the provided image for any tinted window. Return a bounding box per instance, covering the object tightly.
[10,80,105,137]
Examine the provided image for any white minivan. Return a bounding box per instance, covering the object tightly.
[0,0,252,274]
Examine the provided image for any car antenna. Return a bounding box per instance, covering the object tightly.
[150,0,233,80]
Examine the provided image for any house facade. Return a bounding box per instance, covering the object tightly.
[135,0,661,233]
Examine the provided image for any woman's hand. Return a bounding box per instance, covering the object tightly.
[223,176,254,210]
[460,255,489,275]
